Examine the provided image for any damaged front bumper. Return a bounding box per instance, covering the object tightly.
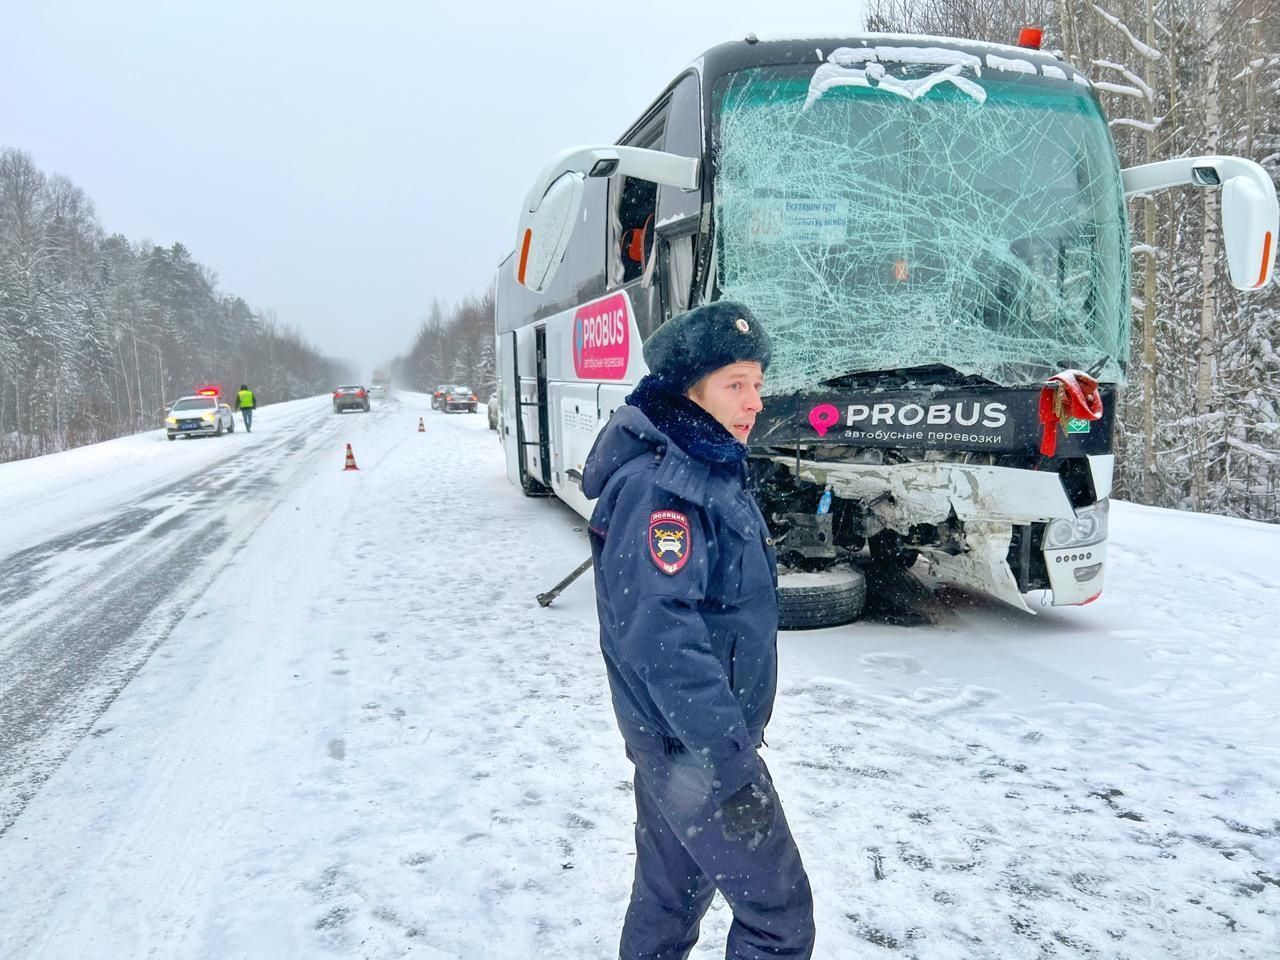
[780,454,1114,612]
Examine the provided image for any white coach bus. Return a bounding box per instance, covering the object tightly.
[496,33,1276,624]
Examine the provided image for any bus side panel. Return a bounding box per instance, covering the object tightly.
[543,287,647,385]
[541,287,651,516]
[547,380,600,519]
[597,384,632,432]
[538,301,600,516]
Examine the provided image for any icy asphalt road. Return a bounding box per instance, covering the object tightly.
[0,391,1277,959]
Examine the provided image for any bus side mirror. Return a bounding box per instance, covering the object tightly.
[515,172,584,293]
[514,145,700,292]
[1221,175,1276,291]
[1122,154,1277,290]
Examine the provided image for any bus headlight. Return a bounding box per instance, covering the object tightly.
[1044,499,1109,549]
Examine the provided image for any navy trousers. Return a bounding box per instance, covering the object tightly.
[620,746,815,960]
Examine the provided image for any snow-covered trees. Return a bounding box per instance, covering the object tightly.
[865,0,1280,520]
[394,289,495,396]
[0,148,347,462]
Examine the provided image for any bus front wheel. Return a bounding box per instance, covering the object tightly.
[776,566,866,631]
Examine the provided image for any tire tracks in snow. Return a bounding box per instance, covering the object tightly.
[0,518,231,834]
[0,407,353,836]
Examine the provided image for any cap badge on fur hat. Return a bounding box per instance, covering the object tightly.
[735,318,750,333]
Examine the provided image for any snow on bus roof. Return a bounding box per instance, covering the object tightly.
[828,46,982,68]
[737,32,1068,63]
[805,54,989,109]
[686,35,1089,96]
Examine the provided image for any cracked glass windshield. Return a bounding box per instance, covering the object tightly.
[713,52,1130,393]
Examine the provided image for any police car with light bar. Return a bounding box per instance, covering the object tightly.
[165,388,235,440]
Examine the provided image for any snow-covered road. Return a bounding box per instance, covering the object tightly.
[0,391,1276,958]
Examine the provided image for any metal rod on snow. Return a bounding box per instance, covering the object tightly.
[536,556,593,608]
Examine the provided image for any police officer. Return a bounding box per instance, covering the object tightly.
[582,301,815,959]
[236,384,256,433]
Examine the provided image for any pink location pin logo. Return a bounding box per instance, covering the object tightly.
[808,403,841,437]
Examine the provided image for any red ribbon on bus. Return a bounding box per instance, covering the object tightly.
[1038,370,1103,457]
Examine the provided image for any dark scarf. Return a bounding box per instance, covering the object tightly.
[626,374,748,465]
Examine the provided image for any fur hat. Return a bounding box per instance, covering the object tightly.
[642,300,771,392]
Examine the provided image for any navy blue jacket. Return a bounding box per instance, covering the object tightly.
[582,376,778,803]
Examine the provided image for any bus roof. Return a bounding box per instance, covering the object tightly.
[617,32,1085,147]
[692,33,1071,80]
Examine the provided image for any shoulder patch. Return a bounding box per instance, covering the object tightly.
[648,510,692,575]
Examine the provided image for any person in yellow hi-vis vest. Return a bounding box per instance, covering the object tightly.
[235,384,256,433]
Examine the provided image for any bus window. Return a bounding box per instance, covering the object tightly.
[657,72,704,316]
[618,178,657,284]
[608,111,667,288]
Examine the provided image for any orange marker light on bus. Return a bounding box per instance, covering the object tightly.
[517,228,533,286]
[1257,231,1273,288]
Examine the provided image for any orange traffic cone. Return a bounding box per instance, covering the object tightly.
[417,417,425,432]
[343,443,359,471]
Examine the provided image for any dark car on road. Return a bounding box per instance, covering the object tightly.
[443,385,478,414]
[333,385,370,413]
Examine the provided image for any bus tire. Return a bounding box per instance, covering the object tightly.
[777,567,866,631]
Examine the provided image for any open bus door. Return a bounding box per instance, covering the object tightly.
[511,327,553,496]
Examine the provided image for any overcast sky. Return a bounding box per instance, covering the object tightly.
[3,0,870,374]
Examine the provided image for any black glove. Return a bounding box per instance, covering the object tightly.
[720,781,774,844]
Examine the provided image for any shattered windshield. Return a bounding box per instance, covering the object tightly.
[712,51,1129,392]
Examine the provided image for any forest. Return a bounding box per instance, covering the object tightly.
[390,292,496,403]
